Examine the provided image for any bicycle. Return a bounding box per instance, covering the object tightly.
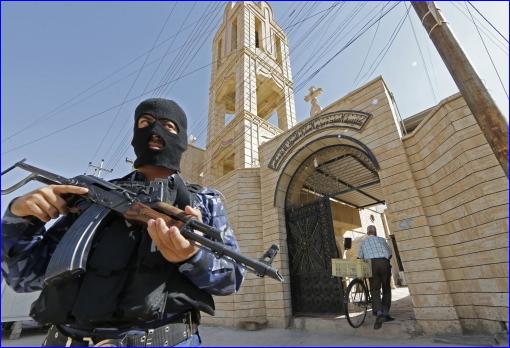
[331,258,373,328]
[344,276,372,328]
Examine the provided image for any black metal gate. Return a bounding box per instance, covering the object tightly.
[286,198,344,315]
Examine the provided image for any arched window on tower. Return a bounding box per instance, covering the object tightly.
[217,38,223,67]
[255,17,262,49]
[231,19,237,51]
[264,8,272,53]
[275,35,282,66]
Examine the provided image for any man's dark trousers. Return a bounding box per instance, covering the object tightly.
[369,258,392,316]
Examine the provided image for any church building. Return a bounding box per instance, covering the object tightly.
[180,1,508,335]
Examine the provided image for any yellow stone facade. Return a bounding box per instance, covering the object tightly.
[179,2,509,335]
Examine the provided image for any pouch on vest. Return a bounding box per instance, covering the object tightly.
[71,217,141,324]
[30,277,80,324]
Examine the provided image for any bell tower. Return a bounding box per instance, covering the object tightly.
[204,1,296,182]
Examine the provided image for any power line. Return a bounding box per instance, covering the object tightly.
[2,17,202,144]
[106,3,224,171]
[5,1,399,174]
[2,62,215,155]
[103,2,216,168]
[450,1,509,55]
[351,3,384,88]
[192,2,397,147]
[293,2,382,85]
[190,3,353,145]
[283,2,342,31]
[3,2,352,159]
[465,2,509,99]
[355,3,409,87]
[182,3,405,177]
[111,4,352,173]
[291,1,359,79]
[298,2,401,90]
[101,2,209,170]
[467,1,509,44]
[407,2,438,103]
[284,2,313,37]
[153,1,212,96]
[141,2,190,94]
[89,3,178,167]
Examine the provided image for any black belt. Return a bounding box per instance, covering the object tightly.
[44,315,198,347]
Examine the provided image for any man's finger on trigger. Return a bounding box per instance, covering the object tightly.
[54,185,89,195]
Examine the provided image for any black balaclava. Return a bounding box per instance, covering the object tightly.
[131,98,188,172]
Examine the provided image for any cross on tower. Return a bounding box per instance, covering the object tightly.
[304,86,323,118]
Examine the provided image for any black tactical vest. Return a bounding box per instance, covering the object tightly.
[30,172,214,328]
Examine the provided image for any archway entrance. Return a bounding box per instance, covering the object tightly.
[285,142,384,317]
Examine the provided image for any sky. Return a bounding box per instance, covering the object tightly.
[1,1,509,212]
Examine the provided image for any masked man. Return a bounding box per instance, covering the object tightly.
[2,98,245,346]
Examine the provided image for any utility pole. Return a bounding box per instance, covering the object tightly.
[411,1,508,177]
[88,159,113,178]
[125,157,135,169]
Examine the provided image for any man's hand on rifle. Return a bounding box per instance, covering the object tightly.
[10,185,89,222]
[147,205,202,263]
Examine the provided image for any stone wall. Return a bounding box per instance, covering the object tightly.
[180,144,205,185]
[401,94,508,334]
[201,168,267,327]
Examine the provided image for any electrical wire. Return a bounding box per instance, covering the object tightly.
[450,1,509,55]
[355,3,410,87]
[106,3,224,171]
[180,3,404,177]
[89,3,178,167]
[465,2,508,99]
[3,17,202,144]
[407,2,438,103]
[351,4,384,88]
[467,1,509,43]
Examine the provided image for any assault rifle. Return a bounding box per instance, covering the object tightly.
[1,159,284,284]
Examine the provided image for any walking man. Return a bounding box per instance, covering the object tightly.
[358,225,393,330]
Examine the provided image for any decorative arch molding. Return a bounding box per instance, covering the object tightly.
[268,110,372,170]
[273,134,380,207]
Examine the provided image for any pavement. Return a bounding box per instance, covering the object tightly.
[2,326,507,347]
[2,287,508,347]
[290,287,420,339]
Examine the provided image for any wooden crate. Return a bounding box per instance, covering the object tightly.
[331,259,372,278]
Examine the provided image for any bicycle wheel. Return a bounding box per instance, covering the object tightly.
[345,278,369,328]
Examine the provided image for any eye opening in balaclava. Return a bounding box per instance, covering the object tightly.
[137,113,180,135]
[131,98,188,172]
